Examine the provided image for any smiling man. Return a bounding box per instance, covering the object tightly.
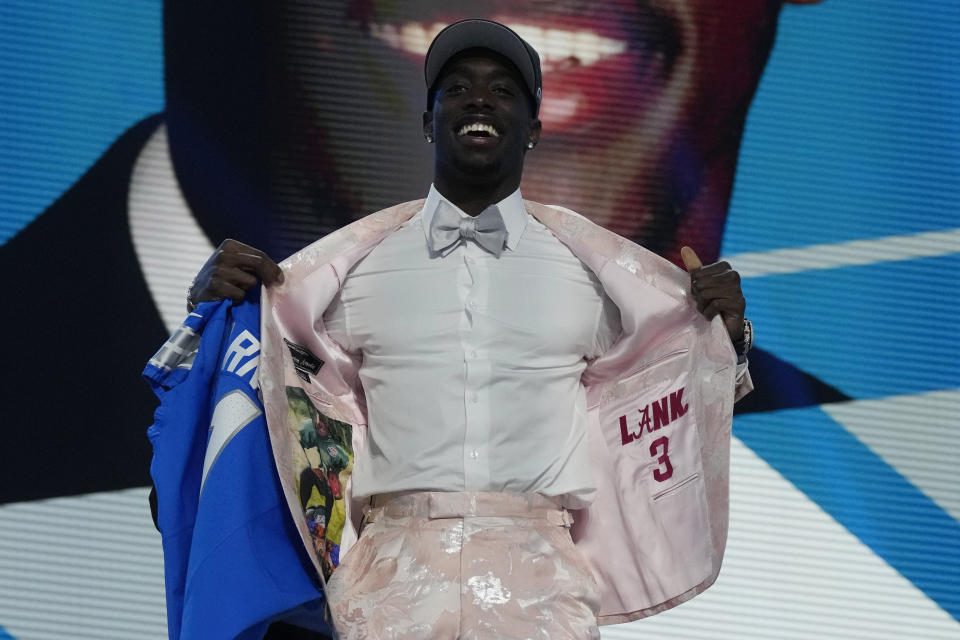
[190,19,753,638]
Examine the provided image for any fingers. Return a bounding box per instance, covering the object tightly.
[697,296,745,341]
[233,252,283,285]
[692,283,745,315]
[189,239,284,309]
[220,240,284,285]
[693,277,741,301]
[196,280,248,306]
[680,246,703,272]
[686,256,747,344]
[690,263,739,297]
[213,264,259,291]
[691,260,735,278]
[698,297,744,319]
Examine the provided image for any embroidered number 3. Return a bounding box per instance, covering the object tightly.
[649,436,674,482]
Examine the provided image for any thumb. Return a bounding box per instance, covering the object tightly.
[680,246,703,272]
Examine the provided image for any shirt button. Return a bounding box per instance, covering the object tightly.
[469,350,478,358]
[468,300,478,310]
[469,449,480,460]
[471,394,479,403]
[465,256,475,264]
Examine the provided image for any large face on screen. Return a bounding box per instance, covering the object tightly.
[257,0,819,263]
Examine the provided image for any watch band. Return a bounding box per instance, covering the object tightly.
[735,318,753,356]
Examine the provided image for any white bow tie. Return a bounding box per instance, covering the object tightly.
[428,202,508,258]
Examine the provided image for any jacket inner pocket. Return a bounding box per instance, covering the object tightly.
[652,472,699,501]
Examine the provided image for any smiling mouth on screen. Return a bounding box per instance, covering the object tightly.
[369,19,632,131]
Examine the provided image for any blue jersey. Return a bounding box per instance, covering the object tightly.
[144,300,329,640]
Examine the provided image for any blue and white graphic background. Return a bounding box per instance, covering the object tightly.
[1,1,957,638]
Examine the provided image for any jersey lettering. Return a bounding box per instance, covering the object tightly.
[649,436,674,481]
[221,329,260,389]
[619,385,689,446]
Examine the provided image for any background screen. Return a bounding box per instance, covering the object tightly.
[0,1,957,638]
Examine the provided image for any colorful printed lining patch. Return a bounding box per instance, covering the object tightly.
[285,387,354,579]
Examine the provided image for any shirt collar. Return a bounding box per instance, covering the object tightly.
[420,184,527,252]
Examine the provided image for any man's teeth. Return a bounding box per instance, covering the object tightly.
[369,21,627,68]
[458,123,500,137]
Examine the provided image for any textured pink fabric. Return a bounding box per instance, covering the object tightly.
[326,492,600,639]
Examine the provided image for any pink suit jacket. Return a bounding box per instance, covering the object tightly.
[259,199,752,626]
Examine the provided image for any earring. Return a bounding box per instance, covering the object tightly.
[425,134,434,143]
[527,141,535,149]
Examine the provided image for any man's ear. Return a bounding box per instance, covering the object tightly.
[422,111,434,139]
[527,119,542,149]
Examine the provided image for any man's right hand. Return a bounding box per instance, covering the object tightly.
[187,239,284,311]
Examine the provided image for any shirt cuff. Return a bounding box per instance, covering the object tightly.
[734,355,753,402]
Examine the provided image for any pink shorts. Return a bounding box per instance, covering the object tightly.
[325,491,601,639]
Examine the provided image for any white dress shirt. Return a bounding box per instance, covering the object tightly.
[324,185,621,508]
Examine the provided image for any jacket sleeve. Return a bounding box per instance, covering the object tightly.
[735,358,754,401]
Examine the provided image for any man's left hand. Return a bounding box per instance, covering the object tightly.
[681,246,746,345]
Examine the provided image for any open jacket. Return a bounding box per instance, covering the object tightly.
[259,199,752,626]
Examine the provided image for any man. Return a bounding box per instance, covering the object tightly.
[190,19,751,638]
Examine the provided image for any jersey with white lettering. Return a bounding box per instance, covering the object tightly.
[144,300,329,640]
